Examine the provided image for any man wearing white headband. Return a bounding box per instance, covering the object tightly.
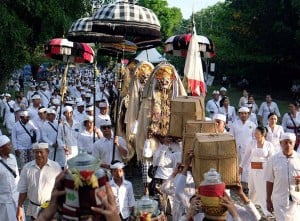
[57,106,81,167]
[230,107,256,184]
[0,135,21,221]
[16,143,61,220]
[265,132,300,220]
[109,160,135,221]
[12,110,40,170]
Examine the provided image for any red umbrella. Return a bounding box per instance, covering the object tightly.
[165,33,215,58]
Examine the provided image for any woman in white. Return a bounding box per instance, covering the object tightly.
[238,89,248,108]
[239,126,275,217]
[218,96,236,131]
[281,101,300,152]
[77,115,102,154]
[265,113,284,153]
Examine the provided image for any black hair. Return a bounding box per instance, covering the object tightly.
[256,125,268,136]
[219,96,229,107]
[267,112,277,119]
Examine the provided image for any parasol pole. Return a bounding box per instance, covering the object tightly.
[111,54,123,163]
[54,56,69,161]
[93,45,100,142]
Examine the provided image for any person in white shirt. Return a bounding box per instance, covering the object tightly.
[57,106,81,167]
[0,135,23,221]
[238,89,248,108]
[239,126,275,217]
[266,113,284,153]
[12,110,40,170]
[206,90,220,119]
[230,107,256,183]
[73,102,85,124]
[16,143,61,220]
[218,96,236,131]
[109,161,135,221]
[35,106,47,140]
[281,101,300,152]
[265,132,300,221]
[77,115,103,154]
[41,108,60,164]
[92,119,128,170]
[27,93,42,124]
[258,94,281,126]
[96,100,111,128]
[3,93,16,135]
[213,113,228,134]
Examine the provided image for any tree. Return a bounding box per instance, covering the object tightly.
[0,0,90,84]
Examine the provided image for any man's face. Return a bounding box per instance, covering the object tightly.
[239,112,249,122]
[214,119,225,133]
[32,99,41,106]
[266,95,272,103]
[0,142,12,157]
[21,116,30,124]
[112,168,123,180]
[213,94,219,101]
[64,111,73,120]
[101,125,112,137]
[280,139,294,156]
[100,107,108,115]
[77,105,84,113]
[34,149,49,166]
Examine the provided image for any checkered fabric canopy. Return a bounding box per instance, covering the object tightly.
[68,17,124,43]
[92,1,161,39]
[165,33,215,58]
[44,38,94,63]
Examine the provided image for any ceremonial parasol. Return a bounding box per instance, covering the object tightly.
[44,38,94,160]
[68,0,161,162]
[165,33,215,58]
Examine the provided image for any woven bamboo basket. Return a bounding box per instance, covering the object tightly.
[192,133,238,187]
[182,120,217,162]
[169,96,205,138]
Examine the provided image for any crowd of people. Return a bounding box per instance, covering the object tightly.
[0,64,299,221]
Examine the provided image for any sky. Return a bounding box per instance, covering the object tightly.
[167,0,224,19]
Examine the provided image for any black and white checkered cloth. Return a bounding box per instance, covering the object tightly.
[92,1,161,38]
[67,17,124,43]
[142,159,152,184]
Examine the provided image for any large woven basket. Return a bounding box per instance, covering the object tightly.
[192,133,238,186]
[169,96,205,138]
[182,120,217,162]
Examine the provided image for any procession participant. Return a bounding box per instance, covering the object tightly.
[56,106,81,166]
[136,62,186,161]
[206,90,220,119]
[230,107,256,183]
[247,95,259,114]
[35,106,47,139]
[265,132,300,221]
[109,161,135,221]
[77,115,102,154]
[12,110,40,170]
[213,113,228,133]
[73,101,86,124]
[281,101,300,152]
[246,103,258,126]
[124,61,154,160]
[258,94,281,126]
[0,135,22,221]
[27,93,42,124]
[266,112,284,153]
[26,84,36,105]
[3,93,16,135]
[93,119,128,170]
[96,100,111,129]
[238,89,248,108]
[218,96,236,131]
[16,143,61,221]
[41,108,60,163]
[219,87,227,101]
[39,84,51,107]
[239,126,275,217]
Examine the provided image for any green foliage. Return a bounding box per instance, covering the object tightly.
[0,0,89,84]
